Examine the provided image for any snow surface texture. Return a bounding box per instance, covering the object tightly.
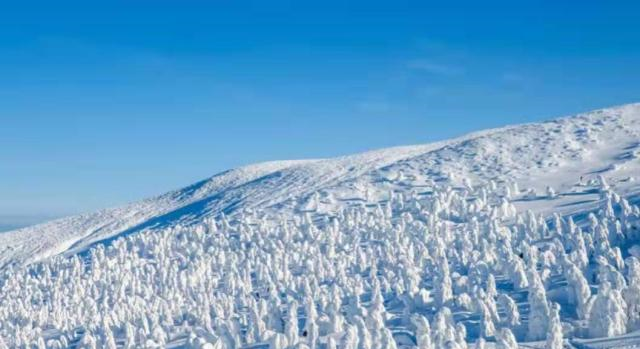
[1,103,640,348]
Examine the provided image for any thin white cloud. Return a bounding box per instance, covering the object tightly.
[406,59,464,76]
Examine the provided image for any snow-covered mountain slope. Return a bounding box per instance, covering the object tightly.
[2,103,640,268]
[2,103,640,349]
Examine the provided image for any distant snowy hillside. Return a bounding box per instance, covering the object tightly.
[1,103,640,349]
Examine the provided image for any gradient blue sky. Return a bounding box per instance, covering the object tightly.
[1,1,639,226]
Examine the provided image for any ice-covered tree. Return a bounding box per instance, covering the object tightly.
[497,294,520,327]
[588,281,627,338]
[77,331,97,349]
[478,301,495,338]
[354,316,372,349]
[285,301,299,345]
[473,337,486,349]
[342,324,359,349]
[495,328,518,349]
[624,257,640,331]
[564,261,591,320]
[545,302,563,349]
[411,314,433,349]
[269,333,289,349]
[433,256,453,307]
[380,327,398,349]
[526,268,550,341]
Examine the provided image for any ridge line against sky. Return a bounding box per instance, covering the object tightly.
[0,1,639,227]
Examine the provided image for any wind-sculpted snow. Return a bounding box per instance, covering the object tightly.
[1,103,640,348]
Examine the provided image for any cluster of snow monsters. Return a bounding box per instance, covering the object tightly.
[0,178,639,349]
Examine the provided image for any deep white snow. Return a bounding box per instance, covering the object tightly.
[1,103,640,348]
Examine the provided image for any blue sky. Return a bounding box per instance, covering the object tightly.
[1,1,639,226]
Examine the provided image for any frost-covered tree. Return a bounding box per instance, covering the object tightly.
[564,261,591,320]
[269,333,289,349]
[509,257,529,290]
[77,331,97,349]
[380,327,398,349]
[495,328,518,349]
[342,324,359,349]
[588,281,627,338]
[478,301,495,338]
[497,294,520,327]
[624,257,640,331]
[411,314,433,349]
[485,274,497,299]
[526,268,550,341]
[545,302,563,349]
[285,301,300,345]
[455,323,468,349]
[433,255,454,307]
[104,327,118,349]
[354,316,372,349]
[432,307,456,348]
[473,337,486,349]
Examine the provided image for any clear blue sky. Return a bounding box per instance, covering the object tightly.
[1,1,639,225]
